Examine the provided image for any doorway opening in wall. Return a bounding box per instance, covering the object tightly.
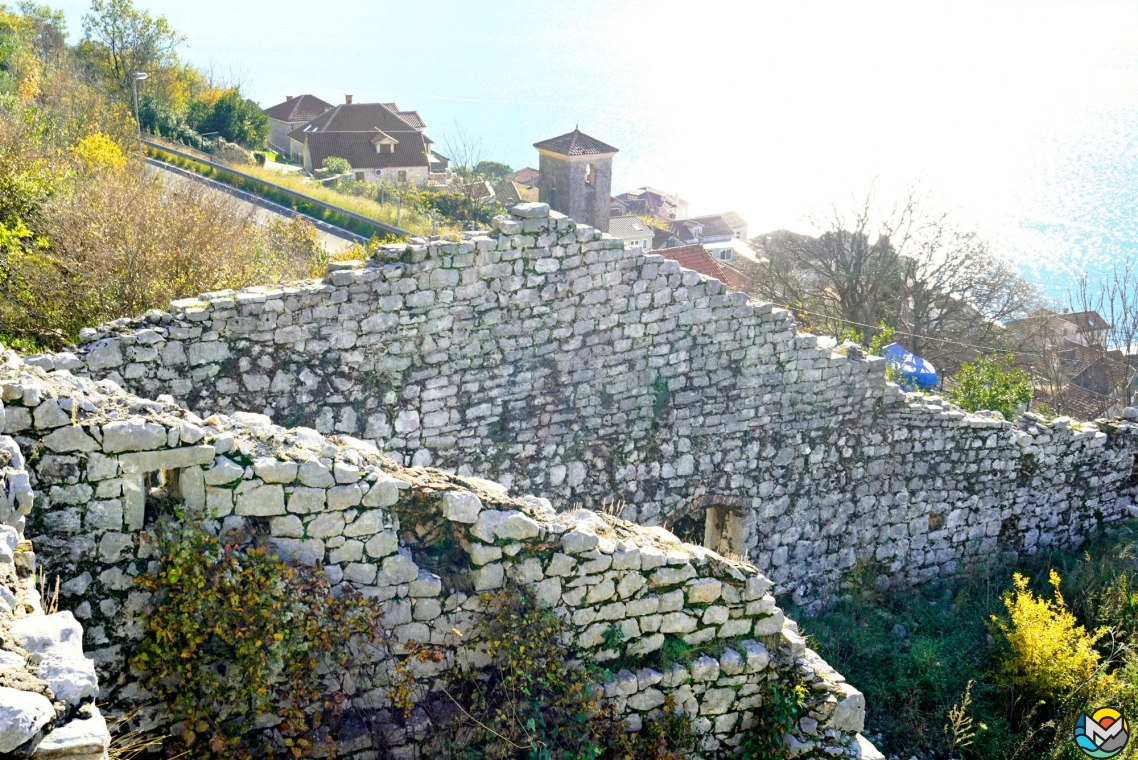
[666,500,746,558]
[144,470,182,524]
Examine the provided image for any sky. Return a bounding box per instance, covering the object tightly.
[45,0,1138,297]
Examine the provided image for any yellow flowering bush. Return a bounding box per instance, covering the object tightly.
[994,570,1106,702]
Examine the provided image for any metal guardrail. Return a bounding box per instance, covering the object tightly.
[141,138,413,239]
[145,157,369,245]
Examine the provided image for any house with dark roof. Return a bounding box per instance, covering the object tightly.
[287,98,434,185]
[656,244,750,292]
[262,94,333,156]
[608,215,654,253]
[615,187,689,221]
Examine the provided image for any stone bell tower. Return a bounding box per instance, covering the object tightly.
[533,128,618,232]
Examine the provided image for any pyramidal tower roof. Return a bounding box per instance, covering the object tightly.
[533,128,618,157]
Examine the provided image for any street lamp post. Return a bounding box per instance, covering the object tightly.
[131,72,149,152]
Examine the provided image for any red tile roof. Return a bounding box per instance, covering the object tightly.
[657,245,750,291]
[507,167,540,187]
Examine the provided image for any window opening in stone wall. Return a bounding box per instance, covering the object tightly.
[1018,453,1036,487]
[667,504,745,557]
[928,512,945,532]
[998,516,1019,544]
[585,163,596,187]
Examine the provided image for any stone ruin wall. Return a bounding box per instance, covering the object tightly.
[0,349,877,758]
[42,202,1138,607]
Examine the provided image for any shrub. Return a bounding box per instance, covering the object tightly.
[993,570,1106,704]
[321,156,351,176]
[739,678,806,759]
[948,353,1033,420]
[70,132,125,173]
[131,519,384,759]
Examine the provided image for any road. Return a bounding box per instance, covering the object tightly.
[146,158,361,252]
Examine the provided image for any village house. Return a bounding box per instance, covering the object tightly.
[262,94,333,156]
[664,213,756,262]
[506,167,540,189]
[287,96,435,185]
[608,215,655,253]
[656,244,751,291]
[614,187,689,220]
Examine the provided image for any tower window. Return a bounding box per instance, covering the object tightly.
[585,163,596,187]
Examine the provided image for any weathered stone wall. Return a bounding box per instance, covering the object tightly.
[1,353,877,758]
[47,203,1138,605]
[0,347,110,758]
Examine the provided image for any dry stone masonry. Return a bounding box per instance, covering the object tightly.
[0,349,880,757]
[0,350,110,758]
[45,202,1138,607]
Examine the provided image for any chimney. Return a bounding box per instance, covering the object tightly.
[285,95,293,101]
[345,94,353,104]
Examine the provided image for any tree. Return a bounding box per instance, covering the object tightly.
[442,120,484,179]
[473,160,512,179]
[192,88,267,148]
[947,354,1033,420]
[81,0,183,95]
[743,187,1037,375]
[321,156,351,176]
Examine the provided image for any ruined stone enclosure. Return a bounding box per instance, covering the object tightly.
[54,202,1138,606]
[0,350,873,759]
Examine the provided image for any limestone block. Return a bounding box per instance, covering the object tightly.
[33,400,70,429]
[327,484,364,511]
[689,655,721,682]
[97,532,133,563]
[42,425,98,453]
[0,686,54,753]
[585,578,616,604]
[180,466,205,511]
[660,612,698,634]
[11,611,85,655]
[270,515,304,538]
[442,491,482,523]
[119,445,215,474]
[333,462,361,484]
[362,477,400,508]
[535,577,562,607]
[409,570,443,598]
[253,457,299,483]
[719,618,753,638]
[628,687,666,711]
[307,512,346,539]
[473,562,504,591]
[471,509,541,542]
[287,487,326,514]
[658,590,685,612]
[603,669,638,698]
[298,459,335,488]
[344,510,385,538]
[685,578,723,604]
[545,553,576,576]
[378,554,419,586]
[235,484,286,516]
[702,606,729,625]
[344,562,378,584]
[696,687,732,719]
[612,547,642,570]
[469,542,502,565]
[627,633,665,657]
[830,682,866,733]
[33,708,110,759]
[205,487,233,518]
[205,456,244,485]
[561,527,600,554]
[365,530,399,559]
[34,650,99,705]
[102,418,167,453]
[329,540,364,564]
[752,611,785,636]
[650,564,697,587]
[719,648,745,676]
[269,537,325,567]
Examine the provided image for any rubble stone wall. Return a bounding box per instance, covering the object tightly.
[48,203,1138,604]
[0,352,874,758]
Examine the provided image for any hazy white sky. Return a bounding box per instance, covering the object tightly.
[45,0,1138,289]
